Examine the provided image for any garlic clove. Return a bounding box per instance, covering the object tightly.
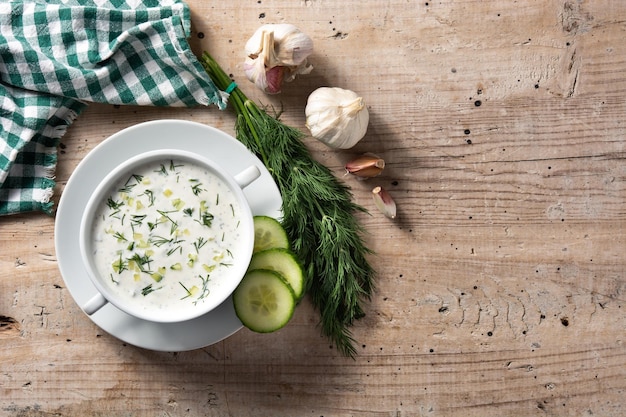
[244,56,286,94]
[244,56,270,93]
[345,153,385,179]
[372,186,396,219]
[244,55,264,82]
[265,66,286,94]
[270,25,314,67]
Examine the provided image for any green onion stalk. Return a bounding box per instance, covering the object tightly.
[201,52,375,357]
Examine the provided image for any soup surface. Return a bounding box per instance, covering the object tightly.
[90,159,245,315]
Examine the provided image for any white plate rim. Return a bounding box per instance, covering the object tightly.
[54,119,282,351]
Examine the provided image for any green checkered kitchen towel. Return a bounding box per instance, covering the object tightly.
[0,0,226,216]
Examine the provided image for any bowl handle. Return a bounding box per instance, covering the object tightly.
[234,165,261,189]
[82,292,108,315]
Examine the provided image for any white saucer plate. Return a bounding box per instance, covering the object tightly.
[55,120,282,351]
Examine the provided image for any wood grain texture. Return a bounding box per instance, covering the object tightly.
[1,0,625,416]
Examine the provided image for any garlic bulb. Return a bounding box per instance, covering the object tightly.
[305,87,369,149]
[244,24,313,94]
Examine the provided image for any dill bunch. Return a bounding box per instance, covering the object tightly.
[201,52,375,357]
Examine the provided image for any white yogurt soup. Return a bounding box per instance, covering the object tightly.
[89,158,246,317]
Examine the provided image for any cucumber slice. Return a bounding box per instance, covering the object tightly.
[248,248,304,300]
[233,269,295,333]
[253,216,289,253]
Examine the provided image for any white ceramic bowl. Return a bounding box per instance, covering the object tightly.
[79,148,260,323]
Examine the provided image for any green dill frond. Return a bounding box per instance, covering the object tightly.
[201,52,376,358]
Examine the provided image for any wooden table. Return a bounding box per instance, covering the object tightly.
[2,1,625,415]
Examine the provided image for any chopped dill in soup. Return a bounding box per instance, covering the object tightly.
[90,159,244,314]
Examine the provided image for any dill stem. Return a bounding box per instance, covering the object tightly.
[201,53,268,164]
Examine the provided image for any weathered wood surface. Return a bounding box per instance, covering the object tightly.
[2,1,626,416]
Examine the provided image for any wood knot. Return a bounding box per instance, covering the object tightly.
[0,315,21,338]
